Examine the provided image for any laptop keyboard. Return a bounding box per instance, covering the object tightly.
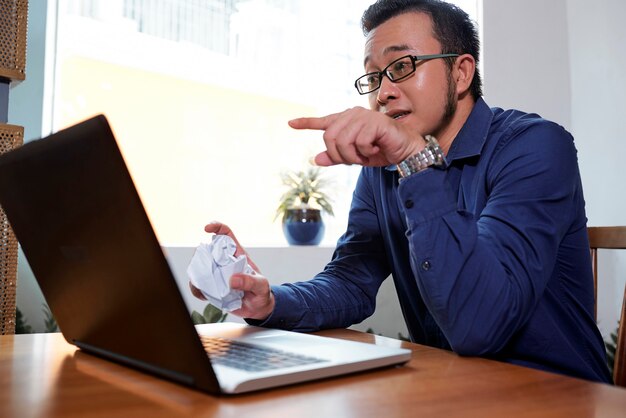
[200,336,325,372]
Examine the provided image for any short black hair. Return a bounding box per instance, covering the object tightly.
[362,0,482,99]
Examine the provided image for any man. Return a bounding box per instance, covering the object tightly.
[196,0,611,383]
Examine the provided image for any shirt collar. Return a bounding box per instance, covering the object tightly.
[385,97,493,171]
[445,97,492,163]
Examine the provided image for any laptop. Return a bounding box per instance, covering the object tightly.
[0,115,411,394]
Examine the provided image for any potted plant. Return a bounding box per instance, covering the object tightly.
[275,167,334,245]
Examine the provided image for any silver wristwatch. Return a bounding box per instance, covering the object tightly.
[396,135,445,180]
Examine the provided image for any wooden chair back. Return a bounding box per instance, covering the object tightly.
[588,226,626,386]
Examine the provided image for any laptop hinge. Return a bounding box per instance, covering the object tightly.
[73,340,195,386]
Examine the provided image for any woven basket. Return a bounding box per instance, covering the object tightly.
[0,123,23,334]
[0,0,28,81]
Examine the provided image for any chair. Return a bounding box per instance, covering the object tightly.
[588,226,626,387]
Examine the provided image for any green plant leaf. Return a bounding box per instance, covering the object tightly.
[275,167,335,221]
[203,304,227,323]
[43,304,59,333]
[397,332,410,342]
[191,311,206,325]
[604,321,620,377]
[15,307,33,334]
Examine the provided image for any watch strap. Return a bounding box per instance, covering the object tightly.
[396,135,445,179]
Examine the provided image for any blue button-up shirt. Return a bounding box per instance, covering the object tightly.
[260,98,611,383]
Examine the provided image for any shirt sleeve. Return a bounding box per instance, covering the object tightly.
[257,169,392,332]
[398,121,583,355]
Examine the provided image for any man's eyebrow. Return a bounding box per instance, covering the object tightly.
[363,44,413,67]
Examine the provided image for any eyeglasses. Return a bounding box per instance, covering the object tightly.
[354,53,460,95]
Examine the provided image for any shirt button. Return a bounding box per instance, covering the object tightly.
[421,261,431,271]
[405,200,414,209]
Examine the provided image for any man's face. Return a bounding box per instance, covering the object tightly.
[363,12,457,138]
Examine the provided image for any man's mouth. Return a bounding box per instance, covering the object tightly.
[390,111,410,120]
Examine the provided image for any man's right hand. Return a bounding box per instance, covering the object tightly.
[288,106,427,167]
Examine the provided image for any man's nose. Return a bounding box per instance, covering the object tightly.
[376,75,399,106]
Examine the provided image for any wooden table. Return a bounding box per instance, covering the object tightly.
[2,330,626,418]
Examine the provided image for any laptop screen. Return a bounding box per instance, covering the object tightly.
[0,115,220,392]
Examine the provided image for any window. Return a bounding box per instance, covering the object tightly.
[52,0,479,246]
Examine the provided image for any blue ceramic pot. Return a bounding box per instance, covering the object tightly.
[282,208,325,246]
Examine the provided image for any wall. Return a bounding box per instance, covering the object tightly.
[568,0,626,337]
[0,81,8,122]
[482,0,572,128]
[8,0,55,139]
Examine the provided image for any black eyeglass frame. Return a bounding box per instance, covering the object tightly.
[354,53,460,95]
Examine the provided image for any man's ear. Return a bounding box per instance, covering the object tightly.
[454,54,475,95]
